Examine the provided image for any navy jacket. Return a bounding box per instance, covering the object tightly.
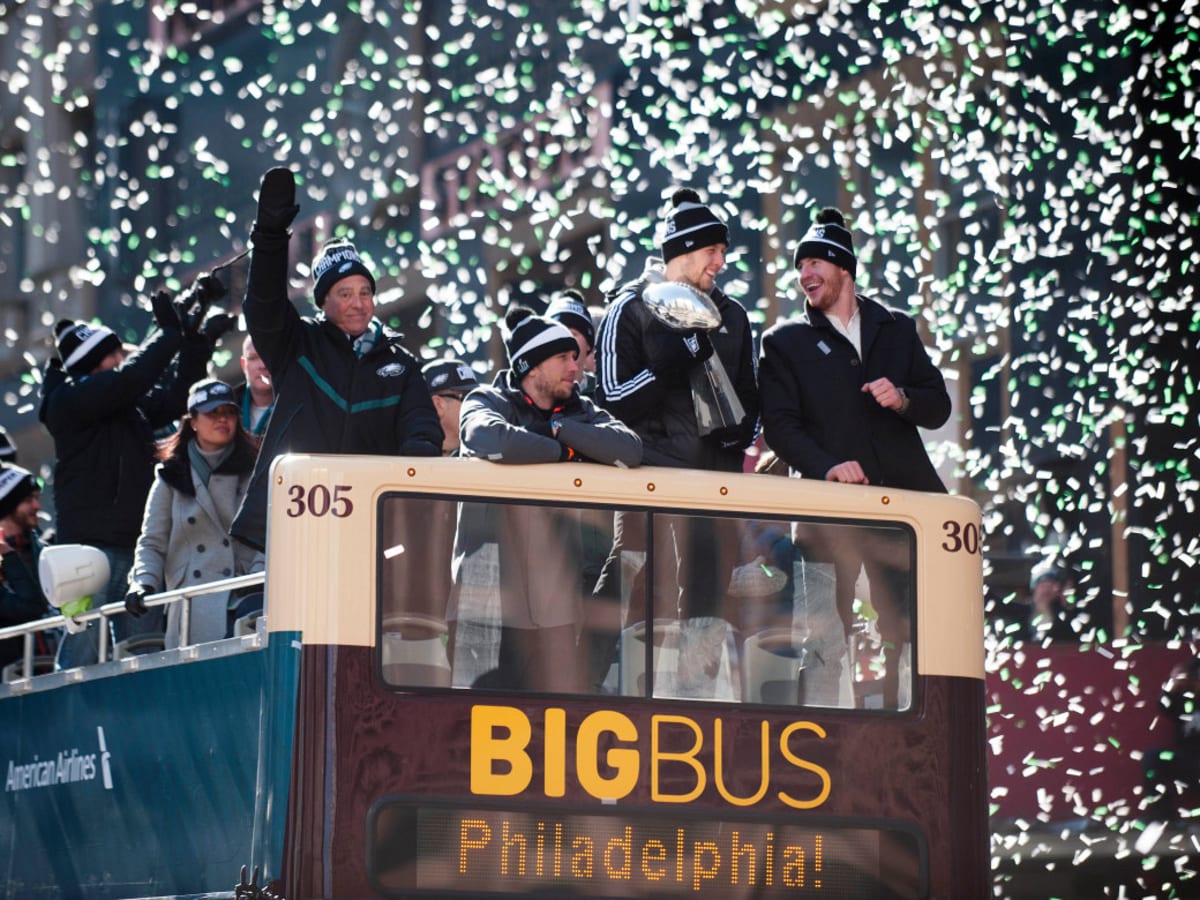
[0,530,49,668]
[231,235,442,551]
[759,296,950,492]
[38,328,207,547]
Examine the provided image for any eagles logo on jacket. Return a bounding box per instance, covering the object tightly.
[231,299,443,552]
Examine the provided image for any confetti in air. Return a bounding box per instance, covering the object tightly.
[1,1,1197,894]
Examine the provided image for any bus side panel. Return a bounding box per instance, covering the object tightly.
[251,630,304,886]
[284,640,336,898]
[287,644,989,899]
[0,653,264,899]
[937,675,990,899]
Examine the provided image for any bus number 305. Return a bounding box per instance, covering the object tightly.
[287,484,354,518]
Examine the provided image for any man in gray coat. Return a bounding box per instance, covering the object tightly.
[453,307,641,692]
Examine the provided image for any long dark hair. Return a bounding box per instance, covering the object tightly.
[158,412,259,469]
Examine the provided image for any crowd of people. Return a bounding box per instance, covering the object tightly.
[4,166,957,689]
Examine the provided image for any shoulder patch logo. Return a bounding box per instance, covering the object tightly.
[377,362,407,378]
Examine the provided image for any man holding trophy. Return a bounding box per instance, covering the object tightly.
[591,190,759,691]
[595,188,758,471]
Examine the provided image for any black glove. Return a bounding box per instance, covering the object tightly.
[253,167,300,234]
[194,273,228,304]
[650,330,713,375]
[201,311,237,345]
[124,588,149,618]
[150,289,182,332]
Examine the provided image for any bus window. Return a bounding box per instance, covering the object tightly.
[378,493,914,711]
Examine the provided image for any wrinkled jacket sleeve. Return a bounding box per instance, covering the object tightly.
[758,328,840,479]
[595,287,669,426]
[128,473,174,593]
[895,317,951,430]
[394,358,445,455]
[242,228,302,379]
[556,401,642,468]
[460,389,564,463]
[140,333,212,428]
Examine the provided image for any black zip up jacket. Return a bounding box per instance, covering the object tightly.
[595,276,759,473]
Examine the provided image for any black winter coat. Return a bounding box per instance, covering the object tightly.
[595,278,759,472]
[759,296,950,492]
[38,327,208,547]
[231,235,443,551]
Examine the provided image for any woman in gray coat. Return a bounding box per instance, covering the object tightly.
[125,379,264,647]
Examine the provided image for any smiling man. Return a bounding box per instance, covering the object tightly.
[758,206,951,708]
[758,206,949,490]
[231,168,442,551]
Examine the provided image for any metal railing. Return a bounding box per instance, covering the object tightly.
[0,572,266,681]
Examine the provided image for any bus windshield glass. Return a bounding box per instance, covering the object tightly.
[378,493,915,711]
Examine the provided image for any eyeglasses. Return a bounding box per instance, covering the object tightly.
[434,393,465,402]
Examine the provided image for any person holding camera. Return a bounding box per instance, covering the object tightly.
[38,281,229,668]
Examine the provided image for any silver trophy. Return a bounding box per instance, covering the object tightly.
[642,278,746,436]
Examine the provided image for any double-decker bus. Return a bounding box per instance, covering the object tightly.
[1,454,987,898]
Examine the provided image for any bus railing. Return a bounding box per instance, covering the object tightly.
[0,572,266,682]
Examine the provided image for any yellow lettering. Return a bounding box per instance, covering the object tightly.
[544,707,566,798]
[782,843,806,887]
[603,825,633,879]
[458,818,491,874]
[713,718,770,806]
[651,714,706,803]
[571,835,595,878]
[731,830,757,885]
[776,721,831,809]
[576,710,639,800]
[691,841,720,890]
[471,705,533,796]
[500,820,527,876]
[641,839,667,881]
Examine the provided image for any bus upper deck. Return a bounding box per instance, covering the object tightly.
[1,454,988,899]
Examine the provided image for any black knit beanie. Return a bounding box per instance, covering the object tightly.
[793,207,857,277]
[312,239,376,308]
[504,307,579,377]
[0,464,39,521]
[659,189,729,263]
[54,319,122,377]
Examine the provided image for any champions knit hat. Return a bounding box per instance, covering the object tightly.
[659,188,729,263]
[504,307,579,377]
[312,239,376,308]
[54,319,122,378]
[0,464,39,521]
[422,358,480,396]
[545,289,595,351]
[793,207,857,277]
